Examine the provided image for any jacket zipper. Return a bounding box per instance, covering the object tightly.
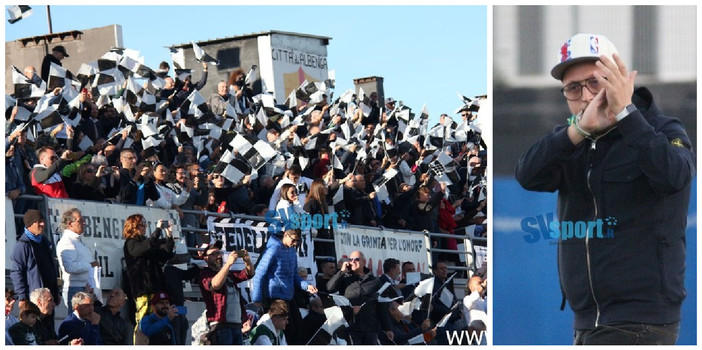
[585,139,601,328]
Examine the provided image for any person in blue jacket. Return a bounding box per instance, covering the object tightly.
[138,292,176,345]
[516,33,694,345]
[251,229,318,344]
[58,292,102,345]
[10,209,60,331]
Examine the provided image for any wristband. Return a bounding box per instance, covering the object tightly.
[615,104,636,122]
[568,111,591,138]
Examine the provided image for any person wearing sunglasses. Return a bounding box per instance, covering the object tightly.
[29,146,72,198]
[516,34,694,345]
[327,250,387,345]
[251,229,317,345]
[68,163,105,201]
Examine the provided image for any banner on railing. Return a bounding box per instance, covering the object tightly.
[206,216,318,287]
[46,198,182,290]
[334,226,431,277]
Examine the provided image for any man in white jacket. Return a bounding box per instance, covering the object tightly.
[56,208,99,307]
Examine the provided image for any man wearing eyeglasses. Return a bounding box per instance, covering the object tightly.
[29,146,71,198]
[516,34,694,345]
[252,229,317,345]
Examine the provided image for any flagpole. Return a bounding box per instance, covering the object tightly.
[304,325,325,346]
[44,5,53,57]
[431,272,457,300]
[46,5,53,34]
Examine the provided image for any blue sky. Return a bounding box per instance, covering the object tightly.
[5,5,487,125]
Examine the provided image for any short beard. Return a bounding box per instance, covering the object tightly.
[156,308,169,318]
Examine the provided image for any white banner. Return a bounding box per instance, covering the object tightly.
[257,35,329,103]
[474,245,487,270]
[5,198,18,269]
[334,226,431,277]
[46,198,182,289]
[207,216,318,292]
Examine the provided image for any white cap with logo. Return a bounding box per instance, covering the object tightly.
[551,33,619,80]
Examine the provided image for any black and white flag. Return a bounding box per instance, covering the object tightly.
[230,133,277,170]
[7,5,32,24]
[191,41,219,65]
[216,150,252,185]
[169,47,186,69]
[47,62,76,90]
[428,151,461,185]
[11,66,44,99]
[373,168,398,204]
[245,65,258,85]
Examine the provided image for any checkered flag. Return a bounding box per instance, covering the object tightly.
[11,65,44,99]
[75,62,97,89]
[214,149,252,184]
[429,151,461,185]
[47,62,77,90]
[7,5,32,24]
[229,133,277,171]
[180,90,211,120]
[373,168,398,204]
[192,41,220,65]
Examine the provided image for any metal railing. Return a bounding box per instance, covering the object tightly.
[7,195,486,297]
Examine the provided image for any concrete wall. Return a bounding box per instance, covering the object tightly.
[176,31,330,103]
[5,24,122,91]
[175,36,262,100]
[354,76,385,104]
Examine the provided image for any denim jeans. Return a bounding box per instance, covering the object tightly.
[574,322,680,345]
[212,323,243,345]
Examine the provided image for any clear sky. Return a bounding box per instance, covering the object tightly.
[4,4,487,125]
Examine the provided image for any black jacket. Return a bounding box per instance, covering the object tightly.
[40,54,61,83]
[516,87,694,329]
[123,229,174,297]
[326,267,384,333]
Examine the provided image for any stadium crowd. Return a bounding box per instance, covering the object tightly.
[6,45,487,345]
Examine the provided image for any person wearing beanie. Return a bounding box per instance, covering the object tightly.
[9,210,60,322]
[516,33,694,345]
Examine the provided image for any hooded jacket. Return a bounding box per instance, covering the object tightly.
[249,314,287,345]
[516,87,694,329]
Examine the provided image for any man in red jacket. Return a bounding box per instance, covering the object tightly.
[197,245,254,345]
[30,146,70,198]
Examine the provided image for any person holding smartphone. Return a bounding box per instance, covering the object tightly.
[138,292,177,345]
[197,245,254,345]
[122,216,174,343]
